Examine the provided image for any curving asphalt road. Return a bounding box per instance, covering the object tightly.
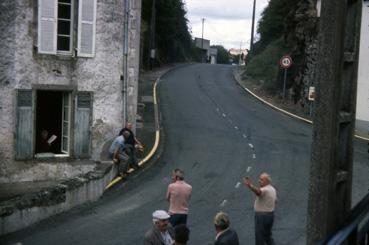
[2,64,368,245]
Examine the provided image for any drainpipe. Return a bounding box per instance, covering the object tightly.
[123,0,130,124]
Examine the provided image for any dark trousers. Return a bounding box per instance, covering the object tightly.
[169,213,187,227]
[109,152,129,174]
[255,212,275,245]
[124,144,138,168]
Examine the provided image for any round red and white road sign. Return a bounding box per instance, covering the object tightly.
[280,55,292,69]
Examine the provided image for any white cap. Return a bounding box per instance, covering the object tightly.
[152,210,170,220]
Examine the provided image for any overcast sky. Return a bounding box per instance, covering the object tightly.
[184,0,270,50]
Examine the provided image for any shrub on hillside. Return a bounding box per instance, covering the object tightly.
[245,39,288,93]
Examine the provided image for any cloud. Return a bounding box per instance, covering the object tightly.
[184,0,269,49]
[185,0,260,20]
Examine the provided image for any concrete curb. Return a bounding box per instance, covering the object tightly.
[232,67,369,142]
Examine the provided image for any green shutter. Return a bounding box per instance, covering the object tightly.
[15,90,34,160]
[74,92,92,157]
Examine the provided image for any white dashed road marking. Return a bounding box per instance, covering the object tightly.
[253,154,256,159]
[242,134,247,138]
[235,182,241,188]
[247,166,252,172]
[248,143,254,149]
[222,113,226,117]
[234,126,238,130]
[220,199,228,208]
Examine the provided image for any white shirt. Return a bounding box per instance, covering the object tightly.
[254,184,277,212]
[161,230,174,245]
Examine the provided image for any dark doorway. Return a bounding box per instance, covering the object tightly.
[35,91,63,154]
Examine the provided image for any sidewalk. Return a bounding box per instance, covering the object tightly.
[0,65,176,236]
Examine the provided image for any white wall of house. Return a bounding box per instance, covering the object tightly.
[356,1,369,132]
[0,0,141,182]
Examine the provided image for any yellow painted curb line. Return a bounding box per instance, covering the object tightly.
[105,81,161,190]
[236,72,369,142]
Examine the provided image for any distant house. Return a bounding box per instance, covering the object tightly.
[194,37,210,51]
[228,48,248,57]
[209,48,218,64]
[0,0,142,182]
[229,48,248,65]
[194,38,220,64]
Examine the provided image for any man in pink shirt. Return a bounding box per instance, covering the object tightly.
[166,169,192,227]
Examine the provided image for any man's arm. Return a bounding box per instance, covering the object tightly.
[243,177,262,196]
[113,140,124,163]
[113,147,120,163]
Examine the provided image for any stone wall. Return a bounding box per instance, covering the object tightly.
[0,0,141,182]
[0,1,17,177]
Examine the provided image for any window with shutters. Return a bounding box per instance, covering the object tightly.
[38,0,96,57]
[15,89,92,160]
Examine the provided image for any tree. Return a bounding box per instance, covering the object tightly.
[141,0,195,68]
[211,45,230,64]
[247,0,318,103]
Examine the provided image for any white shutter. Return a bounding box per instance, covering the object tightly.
[78,0,97,57]
[38,0,57,54]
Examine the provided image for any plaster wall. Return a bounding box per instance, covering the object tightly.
[0,0,141,182]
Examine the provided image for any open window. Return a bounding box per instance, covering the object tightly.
[15,89,92,160]
[35,90,71,156]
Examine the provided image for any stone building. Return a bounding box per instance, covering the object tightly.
[0,0,141,183]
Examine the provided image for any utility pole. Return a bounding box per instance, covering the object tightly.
[238,41,242,65]
[201,18,205,63]
[201,18,205,49]
[122,0,130,123]
[250,0,256,52]
[307,0,362,244]
[148,0,156,70]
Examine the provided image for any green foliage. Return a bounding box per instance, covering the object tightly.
[247,0,316,100]
[211,45,230,64]
[141,0,195,68]
[256,0,299,51]
[246,38,288,92]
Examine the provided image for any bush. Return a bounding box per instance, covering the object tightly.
[246,38,289,93]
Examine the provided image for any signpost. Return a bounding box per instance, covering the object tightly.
[308,86,315,117]
[280,55,292,100]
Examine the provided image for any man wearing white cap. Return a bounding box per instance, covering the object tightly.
[144,210,175,245]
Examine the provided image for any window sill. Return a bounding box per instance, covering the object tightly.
[35,153,70,159]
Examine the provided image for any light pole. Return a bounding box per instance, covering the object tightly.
[201,18,205,49]
[250,0,256,51]
[239,41,242,65]
[201,18,205,62]
[149,0,156,69]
